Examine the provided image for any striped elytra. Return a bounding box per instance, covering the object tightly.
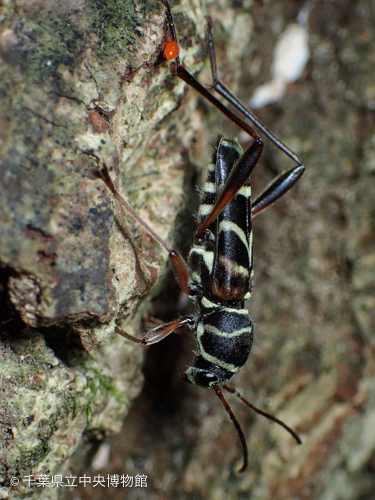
[185,136,254,387]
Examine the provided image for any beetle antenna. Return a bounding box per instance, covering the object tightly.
[223,384,302,445]
[213,385,248,473]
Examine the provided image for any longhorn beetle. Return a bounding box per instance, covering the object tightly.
[101,0,305,472]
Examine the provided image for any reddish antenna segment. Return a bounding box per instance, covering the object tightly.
[164,40,179,60]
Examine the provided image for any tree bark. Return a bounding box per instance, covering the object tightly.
[1,0,375,499]
[0,0,202,497]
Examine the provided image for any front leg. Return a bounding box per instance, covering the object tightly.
[115,316,194,345]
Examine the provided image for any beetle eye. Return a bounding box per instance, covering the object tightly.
[194,371,218,387]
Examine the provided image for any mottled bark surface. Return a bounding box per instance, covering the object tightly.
[1,0,375,499]
[1,0,202,498]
